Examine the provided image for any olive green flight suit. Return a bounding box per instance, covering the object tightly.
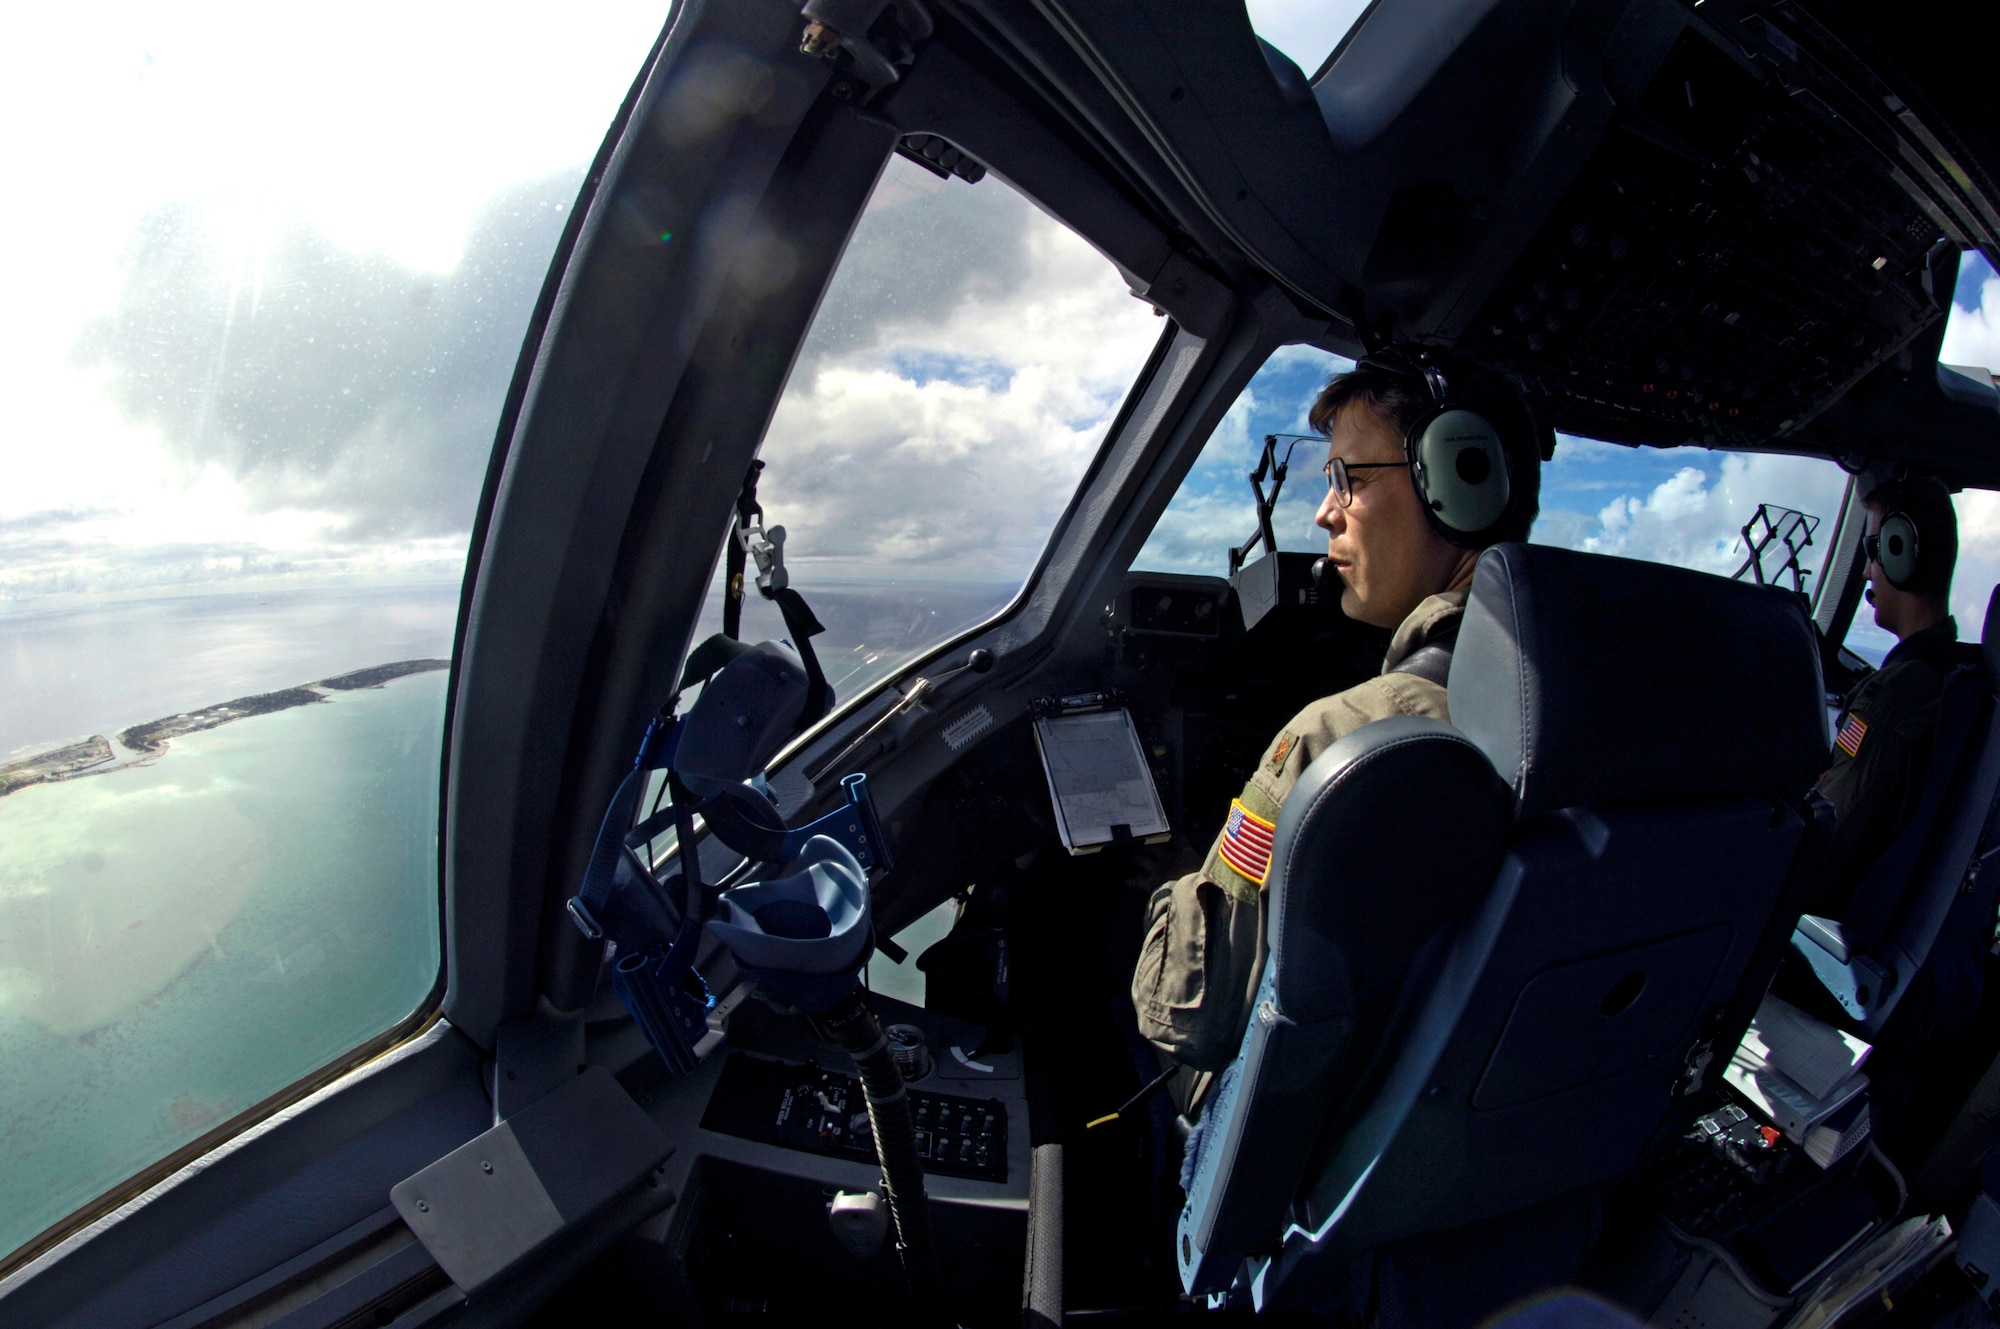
[1131,589,1467,1070]
[1814,616,1971,916]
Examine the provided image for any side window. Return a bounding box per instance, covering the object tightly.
[694,156,1164,1007]
[1918,249,2000,668]
[1837,486,1997,668]
[694,156,1165,708]
[1133,346,1350,575]
[0,9,661,1267]
[1531,437,1851,585]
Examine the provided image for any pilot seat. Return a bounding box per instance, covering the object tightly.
[1174,542,1831,1317]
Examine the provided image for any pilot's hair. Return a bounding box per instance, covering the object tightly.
[1864,470,1958,601]
[1307,356,1544,544]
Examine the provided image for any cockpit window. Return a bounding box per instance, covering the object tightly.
[689,156,1164,707]
[1533,438,1850,578]
[1132,345,1862,615]
[1132,346,1350,575]
[0,4,662,1265]
[1246,0,1372,79]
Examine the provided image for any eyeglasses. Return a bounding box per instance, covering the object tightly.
[1862,530,1908,565]
[1324,456,1405,508]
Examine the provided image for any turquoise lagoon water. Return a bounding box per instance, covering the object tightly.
[0,574,1019,1262]
[0,672,444,1258]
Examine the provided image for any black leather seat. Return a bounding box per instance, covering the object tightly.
[1176,544,1830,1310]
[1791,586,2000,1043]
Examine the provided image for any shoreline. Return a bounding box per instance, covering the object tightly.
[0,658,450,799]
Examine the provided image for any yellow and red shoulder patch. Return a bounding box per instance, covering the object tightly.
[1834,712,1868,758]
[1218,798,1278,885]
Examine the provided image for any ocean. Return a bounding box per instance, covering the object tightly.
[0,671,445,1258]
[0,573,1016,1261]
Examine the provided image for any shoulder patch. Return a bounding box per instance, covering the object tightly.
[1267,732,1295,775]
[1218,798,1277,886]
[1835,712,1868,758]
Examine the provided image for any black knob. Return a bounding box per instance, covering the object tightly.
[967,648,994,673]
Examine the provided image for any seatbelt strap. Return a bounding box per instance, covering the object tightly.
[1388,619,1460,688]
[1391,644,1453,688]
[723,462,764,642]
[568,714,683,942]
[767,585,831,727]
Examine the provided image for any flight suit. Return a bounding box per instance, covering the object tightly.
[1814,616,1973,916]
[1131,589,1467,1070]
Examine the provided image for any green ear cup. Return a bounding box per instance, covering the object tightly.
[1877,512,1921,589]
[1412,408,1511,537]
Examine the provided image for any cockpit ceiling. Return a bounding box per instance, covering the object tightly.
[1004,0,2000,478]
[1464,24,1952,454]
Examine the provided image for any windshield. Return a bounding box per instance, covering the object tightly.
[691,155,1165,707]
[1134,347,1857,601]
[0,2,663,1267]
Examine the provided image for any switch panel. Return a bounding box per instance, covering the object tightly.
[702,1053,1007,1182]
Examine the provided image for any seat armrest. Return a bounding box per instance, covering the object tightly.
[1790,917,1893,1021]
[1795,914,1852,963]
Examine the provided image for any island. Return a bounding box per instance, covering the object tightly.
[0,659,452,797]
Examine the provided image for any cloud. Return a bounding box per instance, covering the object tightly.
[1942,270,2000,377]
[0,5,671,605]
[1534,449,1852,587]
[70,177,572,543]
[1947,489,2000,637]
[749,161,1165,581]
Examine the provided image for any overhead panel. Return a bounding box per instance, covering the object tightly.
[1464,21,1952,452]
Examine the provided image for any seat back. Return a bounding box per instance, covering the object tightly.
[1176,716,1511,1293]
[1177,544,1830,1306]
[1793,586,2000,1036]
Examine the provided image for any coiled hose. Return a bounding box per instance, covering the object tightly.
[811,989,944,1325]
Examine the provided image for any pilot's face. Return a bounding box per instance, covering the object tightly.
[1314,401,1465,629]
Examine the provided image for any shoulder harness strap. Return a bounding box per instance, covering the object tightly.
[1389,617,1461,688]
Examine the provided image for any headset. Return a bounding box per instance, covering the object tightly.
[1866,512,1923,591]
[1360,350,1520,548]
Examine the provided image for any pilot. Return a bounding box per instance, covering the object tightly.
[1814,470,1972,914]
[1131,352,1545,1070]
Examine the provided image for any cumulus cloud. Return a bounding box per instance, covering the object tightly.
[1947,489,2000,634]
[1535,445,1852,583]
[1941,268,2000,377]
[750,160,1165,581]
[71,177,572,543]
[1532,439,2000,661]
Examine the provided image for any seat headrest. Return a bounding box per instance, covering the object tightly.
[1449,544,1827,818]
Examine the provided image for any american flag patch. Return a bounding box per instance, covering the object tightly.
[1835,712,1869,758]
[1218,799,1277,885]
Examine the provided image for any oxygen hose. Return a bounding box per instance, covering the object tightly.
[810,989,945,1324]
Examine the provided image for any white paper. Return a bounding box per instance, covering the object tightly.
[1032,708,1170,854]
[1736,992,1872,1101]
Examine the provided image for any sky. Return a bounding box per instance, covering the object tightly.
[0,2,666,600]
[3,0,1999,674]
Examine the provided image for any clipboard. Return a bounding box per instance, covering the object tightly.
[1030,705,1171,855]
